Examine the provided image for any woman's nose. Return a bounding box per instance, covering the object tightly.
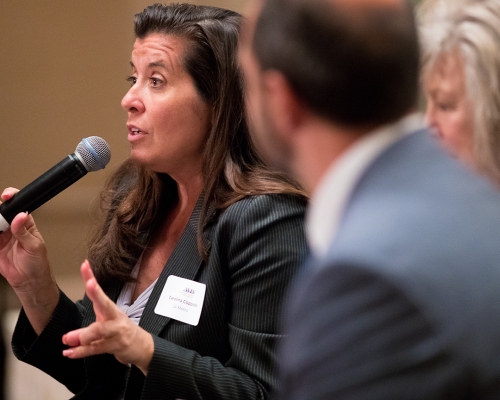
[121,85,145,113]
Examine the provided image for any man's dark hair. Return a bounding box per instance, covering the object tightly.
[253,0,419,127]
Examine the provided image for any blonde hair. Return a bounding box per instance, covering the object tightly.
[419,0,500,182]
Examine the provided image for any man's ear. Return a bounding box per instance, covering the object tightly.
[261,70,306,140]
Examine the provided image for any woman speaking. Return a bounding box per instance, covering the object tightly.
[0,4,307,399]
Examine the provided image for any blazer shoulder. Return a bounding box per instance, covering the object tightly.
[210,193,307,256]
[219,193,307,226]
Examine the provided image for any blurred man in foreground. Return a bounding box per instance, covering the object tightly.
[239,0,500,398]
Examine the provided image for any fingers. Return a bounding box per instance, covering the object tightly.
[9,212,45,254]
[80,259,95,282]
[63,323,117,350]
[65,260,154,371]
[1,188,40,243]
[62,321,154,374]
[81,260,117,321]
[1,187,19,202]
[0,188,38,247]
[62,338,109,360]
[62,319,128,359]
[10,212,30,234]
[63,323,112,358]
[65,261,122,352]
[62,328,83,347]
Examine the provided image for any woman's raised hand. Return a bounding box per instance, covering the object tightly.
[62,260,154,376]
[0,187,59,334]
[0,188,50,287]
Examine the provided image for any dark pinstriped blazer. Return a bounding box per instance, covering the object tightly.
[12,193,307,400]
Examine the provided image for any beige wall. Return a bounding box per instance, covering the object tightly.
[0,0,247,305]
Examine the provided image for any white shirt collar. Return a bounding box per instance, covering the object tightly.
[306,112,425,257]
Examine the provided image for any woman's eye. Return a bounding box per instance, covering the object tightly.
[150,77,163,87]
[438,103,452,111]
[126,76,137,86]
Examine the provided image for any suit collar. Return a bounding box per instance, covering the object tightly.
[306,112,425,258]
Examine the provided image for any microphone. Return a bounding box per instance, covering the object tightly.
[0,136,111,233]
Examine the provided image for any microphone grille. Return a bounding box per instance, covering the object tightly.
[75,136,111,172]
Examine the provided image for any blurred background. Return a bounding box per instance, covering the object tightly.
[0,1,246,398]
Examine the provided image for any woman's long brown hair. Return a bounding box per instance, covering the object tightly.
[87,3,306,286]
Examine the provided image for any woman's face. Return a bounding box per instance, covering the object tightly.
[424,51,475,166]
[121,33,211,179]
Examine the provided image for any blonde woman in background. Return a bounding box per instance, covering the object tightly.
[420,0,500,185]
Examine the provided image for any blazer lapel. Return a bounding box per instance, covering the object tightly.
[138,195,206,336]
[123,218,204,399]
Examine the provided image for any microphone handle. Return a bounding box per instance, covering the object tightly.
[0,154,87,232]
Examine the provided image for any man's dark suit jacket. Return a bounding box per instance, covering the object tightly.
[278,130,500,399]
[12,194,307,400]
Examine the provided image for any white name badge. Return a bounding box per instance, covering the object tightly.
[154,275,206,326]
